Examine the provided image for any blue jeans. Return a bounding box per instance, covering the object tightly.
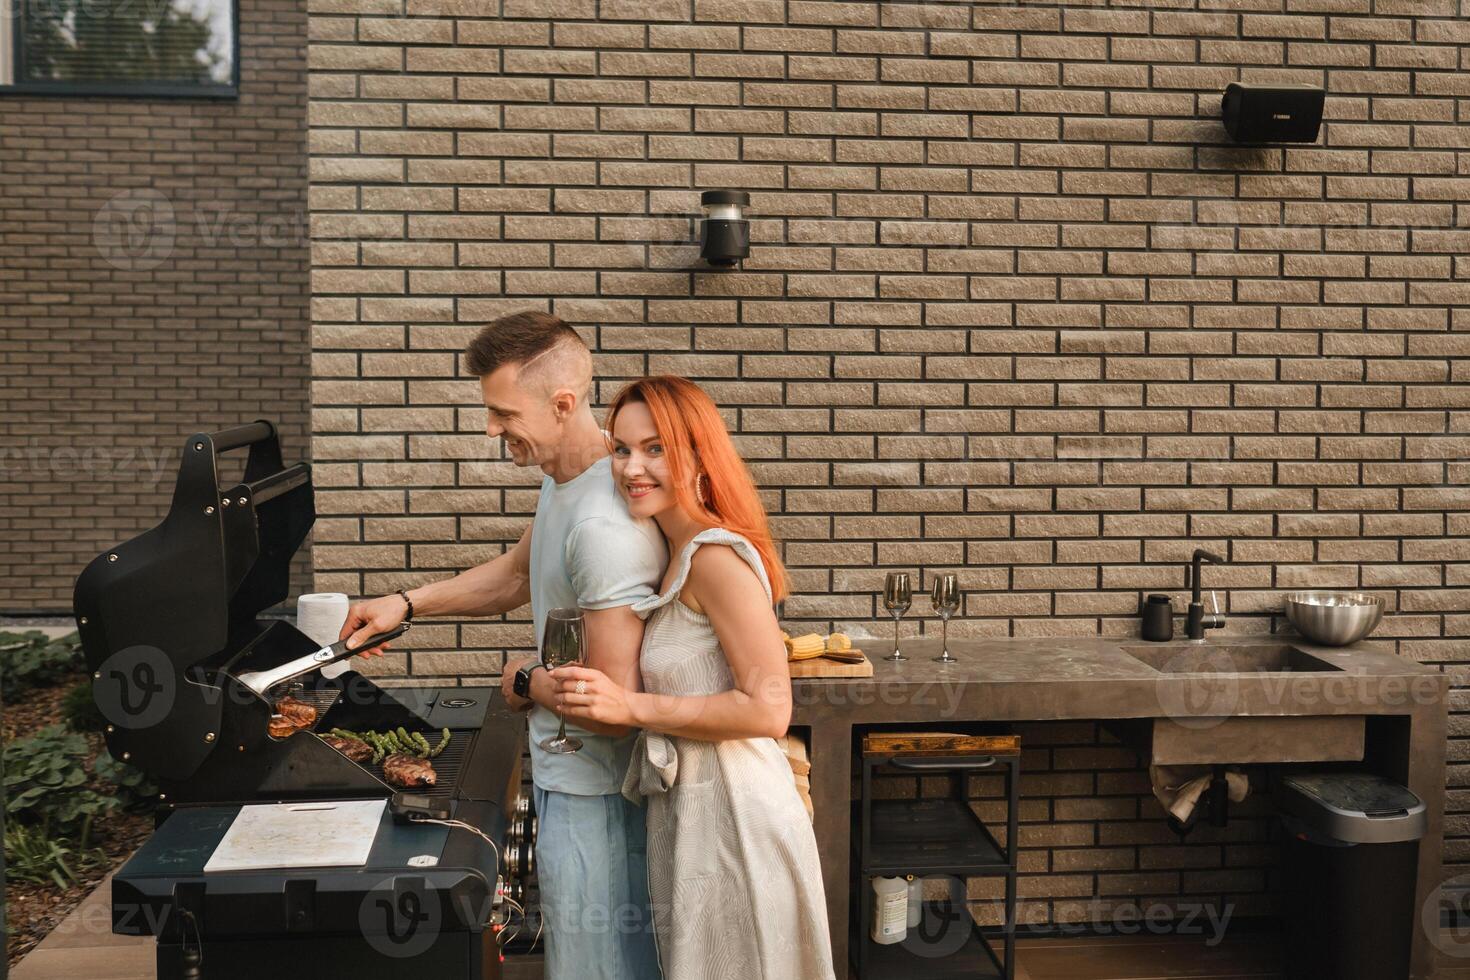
[533,785,662,980]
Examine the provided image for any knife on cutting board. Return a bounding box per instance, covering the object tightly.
[818,648,866,664]
[236,623,410,696]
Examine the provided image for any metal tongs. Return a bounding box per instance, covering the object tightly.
[236,623,410,696]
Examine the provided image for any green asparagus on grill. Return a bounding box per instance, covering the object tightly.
[323,725,450,762]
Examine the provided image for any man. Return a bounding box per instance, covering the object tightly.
[341,310,666,980]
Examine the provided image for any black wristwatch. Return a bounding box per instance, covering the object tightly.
[512,662,545,699]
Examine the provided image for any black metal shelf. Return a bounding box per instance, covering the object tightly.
[863,799,1012,877]
[856,736,1020,980]
[860,902,1005,980]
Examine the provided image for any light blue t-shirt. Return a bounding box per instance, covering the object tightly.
[528,454,668,796]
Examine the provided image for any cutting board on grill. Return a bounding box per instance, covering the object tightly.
[789,650,873,678]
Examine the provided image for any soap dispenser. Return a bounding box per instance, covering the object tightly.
[1141,594,1174,641]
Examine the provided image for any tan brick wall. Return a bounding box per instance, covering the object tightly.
[307,0,1470,922]
[0,0,312,610]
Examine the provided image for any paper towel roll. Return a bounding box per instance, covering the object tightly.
[297,592,350,646]
[296,593,352,679]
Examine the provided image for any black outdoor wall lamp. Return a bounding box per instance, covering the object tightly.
[1221,82,1325,144]
[699,190,749,266]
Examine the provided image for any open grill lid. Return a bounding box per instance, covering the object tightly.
[73,421,315,784]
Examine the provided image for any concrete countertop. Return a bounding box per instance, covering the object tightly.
[790,633,1445,725]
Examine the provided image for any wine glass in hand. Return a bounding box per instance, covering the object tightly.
[539,607,585,754]
[882,572,912,662]
[931,574,960,664]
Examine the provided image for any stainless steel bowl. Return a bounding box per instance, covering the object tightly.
[1283,591,1384,646]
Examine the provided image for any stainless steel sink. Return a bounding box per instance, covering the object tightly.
[1118,642,1341,674]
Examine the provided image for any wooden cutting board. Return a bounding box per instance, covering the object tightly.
[788,650,874,678]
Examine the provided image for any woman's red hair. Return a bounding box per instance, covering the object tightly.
[606,376,789,603]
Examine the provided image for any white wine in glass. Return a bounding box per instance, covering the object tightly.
[540,607,584,754]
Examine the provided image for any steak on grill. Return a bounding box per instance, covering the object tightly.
[322,734,374,763]
[382,753,437,788]
[268,715,300,739]
[274,696,318,728]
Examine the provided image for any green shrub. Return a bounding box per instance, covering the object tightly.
[94,752,160,814]
[4,822,106,889]
[0,630,84,695]
[61,679,107,732]
[3,724,115,845]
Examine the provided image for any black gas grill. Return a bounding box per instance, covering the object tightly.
[72,421,539,980]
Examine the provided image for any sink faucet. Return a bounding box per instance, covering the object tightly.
[1187,548,1225,640]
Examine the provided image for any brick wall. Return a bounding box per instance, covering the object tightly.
[306,0,1470,921]
[0,0,312,611]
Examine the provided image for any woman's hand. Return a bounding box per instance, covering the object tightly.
[553,665,638,729]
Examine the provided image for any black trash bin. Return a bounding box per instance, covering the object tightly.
[1276,773,1427,980]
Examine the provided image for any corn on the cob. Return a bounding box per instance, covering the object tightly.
[785,633,827,661]
[825,632,852,653]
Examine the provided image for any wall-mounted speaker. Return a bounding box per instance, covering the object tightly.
[1221,82,1325,144]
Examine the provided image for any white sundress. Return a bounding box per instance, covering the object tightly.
[621,526,836,980]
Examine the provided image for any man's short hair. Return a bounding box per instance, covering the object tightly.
[463,310,587,380]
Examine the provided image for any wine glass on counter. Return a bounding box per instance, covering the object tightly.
[539,607,584,754]
[931,573,960,664]
[882,572,912,662]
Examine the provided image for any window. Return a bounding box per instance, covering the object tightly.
[0,0,237,97]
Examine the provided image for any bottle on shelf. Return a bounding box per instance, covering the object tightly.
[870,876,907,945]
[906,874,921,928]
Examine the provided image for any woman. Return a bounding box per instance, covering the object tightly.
[552,376,835,980]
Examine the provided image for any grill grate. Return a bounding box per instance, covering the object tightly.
[268,689,476,800]
[355,728,472,801]
[312,724,474,801]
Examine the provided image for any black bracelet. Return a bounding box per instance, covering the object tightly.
[396,588,414,622]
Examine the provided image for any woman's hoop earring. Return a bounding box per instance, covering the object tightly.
[695,472,710,507]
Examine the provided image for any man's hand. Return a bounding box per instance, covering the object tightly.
[338,526,534,659]
[491,607,647,734]
[339,593,411,658]
[502,656,538,711]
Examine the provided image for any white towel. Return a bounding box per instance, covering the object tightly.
[1150,764,1250,824]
